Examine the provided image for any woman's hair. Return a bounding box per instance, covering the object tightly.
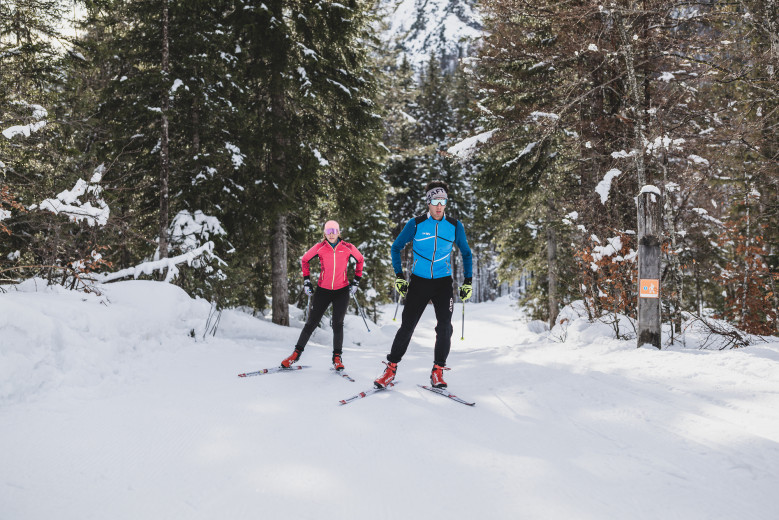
[425,179,450,193]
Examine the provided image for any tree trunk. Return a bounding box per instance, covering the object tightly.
[547,225,559,329]
[266,0,291,325]
[614,7,648,189]
[660,148,681,339]
[192,93,200,156]
[158,0,170,279]
[638,190,662,349]
[740,186,751,327]
[271,213,289,326]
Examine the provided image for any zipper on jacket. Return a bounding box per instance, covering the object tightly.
[431,220,439,278]
[332,246,337,289]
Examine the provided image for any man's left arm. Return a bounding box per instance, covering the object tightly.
[455,220,473,281]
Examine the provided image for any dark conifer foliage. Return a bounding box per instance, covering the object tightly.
[228,0,385,324]
[1,0,776,338]
[471,0,778,336]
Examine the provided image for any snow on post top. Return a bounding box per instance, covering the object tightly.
[639,185,662,196]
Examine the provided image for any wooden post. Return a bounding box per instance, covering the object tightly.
[637,187,662,348]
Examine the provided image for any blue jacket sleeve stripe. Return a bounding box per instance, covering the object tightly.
[391,219,417,275]
[455,220,473,278]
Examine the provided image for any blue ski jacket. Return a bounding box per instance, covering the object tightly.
[391,213,473,279]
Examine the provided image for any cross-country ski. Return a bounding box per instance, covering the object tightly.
[417,384,475,406]
[331,368,355,382]
[237,365,310,378]
[339,382,398,405]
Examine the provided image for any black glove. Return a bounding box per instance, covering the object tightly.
[303,278,313,296]
[349,277,360,295]
[394,273,409,297]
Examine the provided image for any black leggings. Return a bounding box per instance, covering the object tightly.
[387,275,454,366]
[295,286,350,354]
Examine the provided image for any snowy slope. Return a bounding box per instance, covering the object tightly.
[379,0,483,71]
[2,280,779,520]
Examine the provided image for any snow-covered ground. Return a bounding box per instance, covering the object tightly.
[2,279,779,520]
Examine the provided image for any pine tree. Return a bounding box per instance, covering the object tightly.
[0,0,90,283]
[66,1,237,294]
[230,0,385,324]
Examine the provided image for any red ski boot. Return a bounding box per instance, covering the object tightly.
[280,349,302,368]
[431,364,450,388]
[332,353,345,371]
[374,361,398,389]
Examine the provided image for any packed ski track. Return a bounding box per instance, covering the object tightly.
[2,280,779,519]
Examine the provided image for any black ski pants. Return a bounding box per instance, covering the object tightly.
[388,275,454,366]
[295,286,350,355]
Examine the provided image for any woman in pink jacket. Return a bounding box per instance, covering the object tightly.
[281,220,364,371]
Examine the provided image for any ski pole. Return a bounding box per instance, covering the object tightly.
[393,290,400,321]
[461,301,465,340]
[352,294,371,332]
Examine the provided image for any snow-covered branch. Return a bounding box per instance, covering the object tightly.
[95,241,221,283]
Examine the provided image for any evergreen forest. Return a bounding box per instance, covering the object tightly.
[2,0,777,343]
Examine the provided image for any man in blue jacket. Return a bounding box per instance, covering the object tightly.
[374,180,473,389]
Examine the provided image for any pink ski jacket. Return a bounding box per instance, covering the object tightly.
[301,240,364,290]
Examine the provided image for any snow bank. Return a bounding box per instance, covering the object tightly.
[3,287,779,520]
[0,279,211,404]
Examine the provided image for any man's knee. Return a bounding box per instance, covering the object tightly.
[435,322,453,337]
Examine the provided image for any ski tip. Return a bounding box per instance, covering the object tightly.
[237,374,246,377]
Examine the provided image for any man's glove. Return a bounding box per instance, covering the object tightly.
[394,274,409,297]
[303,278,313,296]
[459,278,472,301]
[349,277,360,295]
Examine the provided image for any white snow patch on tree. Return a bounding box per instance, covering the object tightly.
[596,169,622,204]
[313,149,330,167]
[2,121,46,139]
[96,242,222,283]
[169,210,226,255]
[646,135,685,155]
[170,79,185,93]
[224,143,245,169]
[37,165,110,227]
[447,129,496,159]
[530,111,559,121]
[688,154,710,166]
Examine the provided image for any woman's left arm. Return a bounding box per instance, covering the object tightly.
[348,243,365,278]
